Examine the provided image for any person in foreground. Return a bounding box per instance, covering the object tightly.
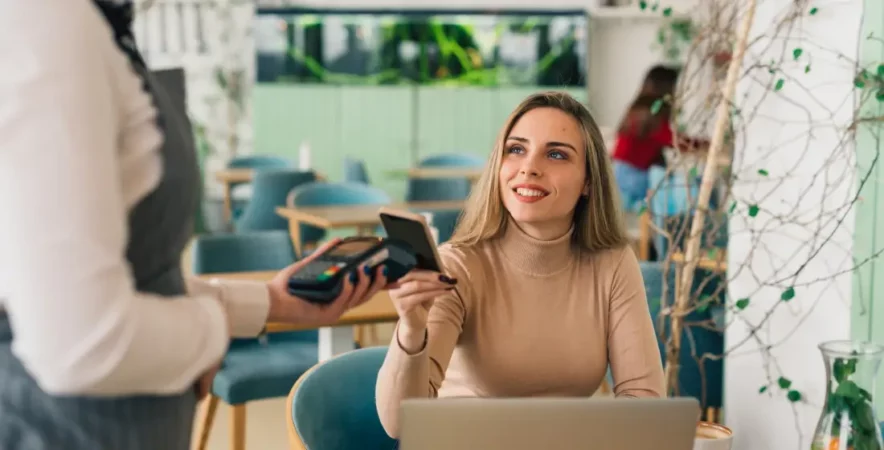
[0,2,385,449]
[375,91,666,440]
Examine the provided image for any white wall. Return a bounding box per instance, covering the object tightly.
[134,0,255,197]
[726,1,862,449]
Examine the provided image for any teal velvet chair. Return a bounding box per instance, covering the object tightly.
[640,261,724,417]
[227,155,294,220]
[418,208,462,243]
[344,157,370,184]
[234,169,317,233]
[406,153,484,202]
[190,230,318,450]
[288,181,392,251]
[287,346,396,450]
[647,166,727,259]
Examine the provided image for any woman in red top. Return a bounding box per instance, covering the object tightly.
[611,65,681,211]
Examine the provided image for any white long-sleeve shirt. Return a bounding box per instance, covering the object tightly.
[0,0,270,396]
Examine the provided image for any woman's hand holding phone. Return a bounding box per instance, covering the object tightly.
[388,270,458,354]
[266,239,388,327]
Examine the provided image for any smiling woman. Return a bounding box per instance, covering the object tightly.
[375,92,664,443]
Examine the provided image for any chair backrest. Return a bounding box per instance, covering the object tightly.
[418,153,485,168]
[640,261,724,408]
[289,346,396,450]
[288,182,392,245]
[647,166,727,257]
[191,230,296,275]
[406,153,483,202]
[228,155,293,170]
[424,209,462,243]
[191,230,316,343]
[343,157,370,184]
[235,170,317,232]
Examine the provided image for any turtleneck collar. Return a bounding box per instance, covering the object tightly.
[496,217,576,276]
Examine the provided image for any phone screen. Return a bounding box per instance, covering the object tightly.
[380,213,441,272]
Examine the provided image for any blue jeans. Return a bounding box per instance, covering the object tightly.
[613,160,649,213]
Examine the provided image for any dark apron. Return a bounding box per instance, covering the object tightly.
[0,17,204,450]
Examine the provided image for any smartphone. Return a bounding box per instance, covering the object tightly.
[378,207,443,272]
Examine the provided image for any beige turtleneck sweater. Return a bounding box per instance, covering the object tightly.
[375,222,665,437]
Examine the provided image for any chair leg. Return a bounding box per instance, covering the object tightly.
[705,407,722,423]
[191,395,219,450]
[229,403,247,450]
[355,325,365,348]
[368,324,379,345]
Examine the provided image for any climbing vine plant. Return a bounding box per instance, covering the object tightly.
[636,0,884,448]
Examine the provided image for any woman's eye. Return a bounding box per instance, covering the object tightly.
[548,150,567,160]
[506,145,525,154]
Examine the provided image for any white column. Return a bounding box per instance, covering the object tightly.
[318,327,356,362]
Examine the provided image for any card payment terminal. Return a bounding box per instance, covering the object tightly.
[287,236,417,305]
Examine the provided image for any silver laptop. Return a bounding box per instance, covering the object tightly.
[399,397,700,450]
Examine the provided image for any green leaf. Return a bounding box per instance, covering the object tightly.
[650,98,663,115]
[792,48,803,60]
[834,380,862,400]
[638,203,648,214]
[805,65,811,73]
[639,0,648,10]
[781,287,796,301]
[728,201,737,214]
[809,7,818,15]
[735,298,750,310]
[707,249,717,259]
[855,78,866,89]
[834,358,857,383]
[774,79,785,91]
[662,7,672,16]
[876,89,884,102]
[748,204,760,217]
[855,400,877,434]
[877,64,884,77]
[787,390,802,402]
[758,169,769,176]
[689,166,699,178]
[759,385,768,393]
[778,377,792,389]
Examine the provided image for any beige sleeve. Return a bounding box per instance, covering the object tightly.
[606,247,666,398]
[186,277,271,338]
[375,245,475,438]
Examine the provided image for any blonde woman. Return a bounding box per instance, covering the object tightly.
[375,92,665,439]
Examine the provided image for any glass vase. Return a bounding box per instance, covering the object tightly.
[811,340,884,450]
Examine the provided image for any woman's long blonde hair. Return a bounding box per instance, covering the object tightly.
[448,91,629,252]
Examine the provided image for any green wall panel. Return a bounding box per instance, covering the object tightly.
[415,87,498,162]
[252,85,590,201]
[253,85,341,179]
[851,0,884,411]
[338,86,413,201]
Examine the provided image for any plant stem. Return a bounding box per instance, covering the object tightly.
[664,0,758,395]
